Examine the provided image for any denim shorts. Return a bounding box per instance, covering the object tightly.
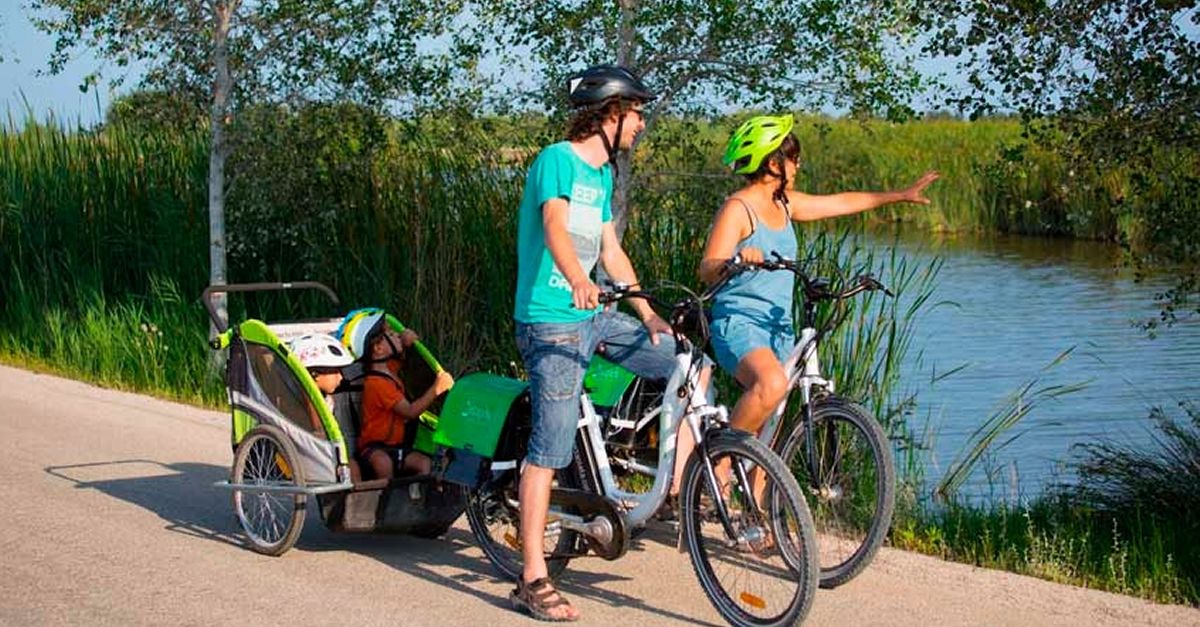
[710,314,795,375]
[515,310,677,469]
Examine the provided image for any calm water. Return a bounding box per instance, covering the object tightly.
[869,230,1200,501]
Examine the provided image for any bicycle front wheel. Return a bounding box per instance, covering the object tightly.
[679,431,818,627]
[779,397,896,588]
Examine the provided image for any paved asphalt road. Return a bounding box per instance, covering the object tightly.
[1,365,1197,626]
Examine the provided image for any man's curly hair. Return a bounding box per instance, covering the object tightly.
[566,99,634,142]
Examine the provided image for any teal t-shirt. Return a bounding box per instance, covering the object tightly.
[513,142,613,323]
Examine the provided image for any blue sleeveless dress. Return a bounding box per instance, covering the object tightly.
[710,198,799,373]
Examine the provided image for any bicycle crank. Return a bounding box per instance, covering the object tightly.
[549,487,629,560]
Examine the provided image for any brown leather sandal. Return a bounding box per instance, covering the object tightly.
[509,577,580,622]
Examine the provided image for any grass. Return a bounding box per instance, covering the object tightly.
[0,277,224,408]
[892,493,1196,605]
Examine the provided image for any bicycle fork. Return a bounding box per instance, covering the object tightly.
[694,435,769,544]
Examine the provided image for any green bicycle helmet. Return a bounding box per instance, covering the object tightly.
[722,114,796,175]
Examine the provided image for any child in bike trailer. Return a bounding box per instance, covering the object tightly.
[700,113,940,445]
[509,64,689,623]
[290,333,356,434]
[345,312,454,480]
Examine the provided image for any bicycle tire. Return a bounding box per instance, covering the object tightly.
[679,430,818,627]
[778,396,895,588]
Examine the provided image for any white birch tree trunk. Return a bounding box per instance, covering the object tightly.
[208,2,234,366]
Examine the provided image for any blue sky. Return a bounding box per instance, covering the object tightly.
[0,4,135,125]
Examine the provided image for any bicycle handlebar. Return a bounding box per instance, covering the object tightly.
[596,282,719,350]
[597,284,660,307]
[590,252,889,347]
[723,252,894,300]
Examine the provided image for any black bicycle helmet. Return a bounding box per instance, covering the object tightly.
[566,65,656,108]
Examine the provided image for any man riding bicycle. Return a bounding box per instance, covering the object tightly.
[510,64,676,622]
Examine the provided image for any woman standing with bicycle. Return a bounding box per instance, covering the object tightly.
[700,113,938,442]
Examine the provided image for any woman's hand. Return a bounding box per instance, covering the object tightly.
[901,170,941,205]
[737,246,765,265]
[400,329,419,346]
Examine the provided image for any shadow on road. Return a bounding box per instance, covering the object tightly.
[44,459,719,626]
[45,459,243,549]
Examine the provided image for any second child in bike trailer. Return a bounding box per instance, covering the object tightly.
[699,113,939,481]
[347,312,455,480]
[510,64,678,622]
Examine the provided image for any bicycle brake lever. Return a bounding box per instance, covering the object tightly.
[722,255,749,276]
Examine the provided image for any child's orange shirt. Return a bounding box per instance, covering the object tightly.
[359,374,408,453]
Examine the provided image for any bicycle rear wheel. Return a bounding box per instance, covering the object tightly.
[465,464,582,582]
[679,431,818,627]
[779,396,896,588]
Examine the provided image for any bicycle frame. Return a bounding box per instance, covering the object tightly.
[757,321,833,453]
[562,342,723,530]
[527,282,769,545]
[493,281,793,551]
[752,262,884,482]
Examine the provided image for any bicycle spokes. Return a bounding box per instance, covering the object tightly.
[681,441,816,625]
[786,403,894,587]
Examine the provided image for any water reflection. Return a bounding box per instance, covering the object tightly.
[867,229,1200,502]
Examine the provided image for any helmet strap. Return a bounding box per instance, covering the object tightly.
[774,173,788,205]
[767,154,790,209]
[367,333,404,365]
[774,182,791,214]
[601,110,624,177]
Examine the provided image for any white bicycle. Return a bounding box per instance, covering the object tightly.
[602,255,897,589]
[462,280,820,627]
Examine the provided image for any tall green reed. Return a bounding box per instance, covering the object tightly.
[641,113,1199,254]
[934,347,1091,502]
[2,106,939,420]
[0,113,209,307]
[0,275,222,405]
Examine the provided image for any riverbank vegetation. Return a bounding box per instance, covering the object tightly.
[894,401,1199,604]
[2,105,1196,604]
